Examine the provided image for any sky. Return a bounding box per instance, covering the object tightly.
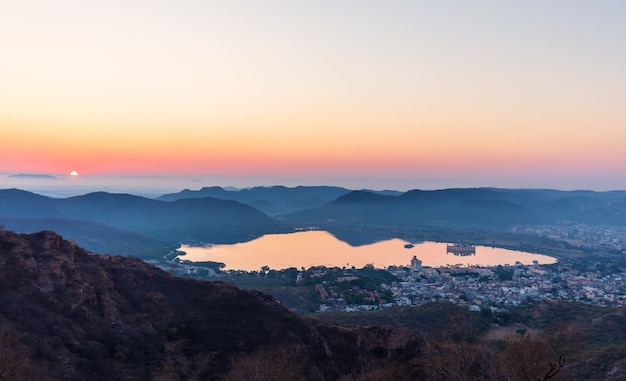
[2,1,626,193]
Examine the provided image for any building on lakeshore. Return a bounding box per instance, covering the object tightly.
[411,256,422,276]
[447,244,476,256]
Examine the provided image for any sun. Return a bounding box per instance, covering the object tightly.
[70,170,79,176]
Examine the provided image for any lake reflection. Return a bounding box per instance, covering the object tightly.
[177,230,556,271]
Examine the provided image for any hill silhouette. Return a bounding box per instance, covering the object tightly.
[158,185,352,214]
[4,186,626,258]
[158,186,403,215]
[0,189,285,256]
[0,218,176,258]
[8,173,58,179]
[286,188,626,227]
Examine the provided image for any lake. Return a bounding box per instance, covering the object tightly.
[177,230,556,271]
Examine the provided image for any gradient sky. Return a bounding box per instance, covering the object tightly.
[2,1,626,191]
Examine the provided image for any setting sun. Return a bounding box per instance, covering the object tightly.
[70,171,78,176]
[1,1,626,191]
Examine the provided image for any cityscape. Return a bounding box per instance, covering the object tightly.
[511,222,626,254]
[156,223,626,314]
[306,254,625,313]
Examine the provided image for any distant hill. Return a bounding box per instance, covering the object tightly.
[0,218,175,258]
[4,186,626,258]
[286,188,626,227]
[360,188,403,196]
[157,185,404,215]
[157,185,352,214]
[0,189,285,251]
[8,173,58,179]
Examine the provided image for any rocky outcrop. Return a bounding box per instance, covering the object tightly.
[0,230,423,380]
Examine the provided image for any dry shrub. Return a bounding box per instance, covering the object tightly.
[500,327,579,381]
[222,344,314,381]
[0,323,46,380]
[419,339,500,381]
[337,363,412,381]
[153,352,216,381]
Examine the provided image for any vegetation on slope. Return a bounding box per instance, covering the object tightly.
[1,229,625,380]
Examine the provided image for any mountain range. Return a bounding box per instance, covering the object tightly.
[2,186,626,259]
[0,189,284,257]
[158,185,402,215]
[285,188,626,227]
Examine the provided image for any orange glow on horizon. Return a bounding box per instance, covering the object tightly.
[2,1,626,190]
[4,111,626,180]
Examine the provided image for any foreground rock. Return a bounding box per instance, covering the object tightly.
[0,230,421,380]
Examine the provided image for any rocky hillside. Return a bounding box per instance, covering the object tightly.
[0,229,422,380]
[2,229,624,380]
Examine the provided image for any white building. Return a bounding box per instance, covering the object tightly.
[411,256,422,276]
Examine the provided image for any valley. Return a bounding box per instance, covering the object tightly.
[2,185,626,380]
